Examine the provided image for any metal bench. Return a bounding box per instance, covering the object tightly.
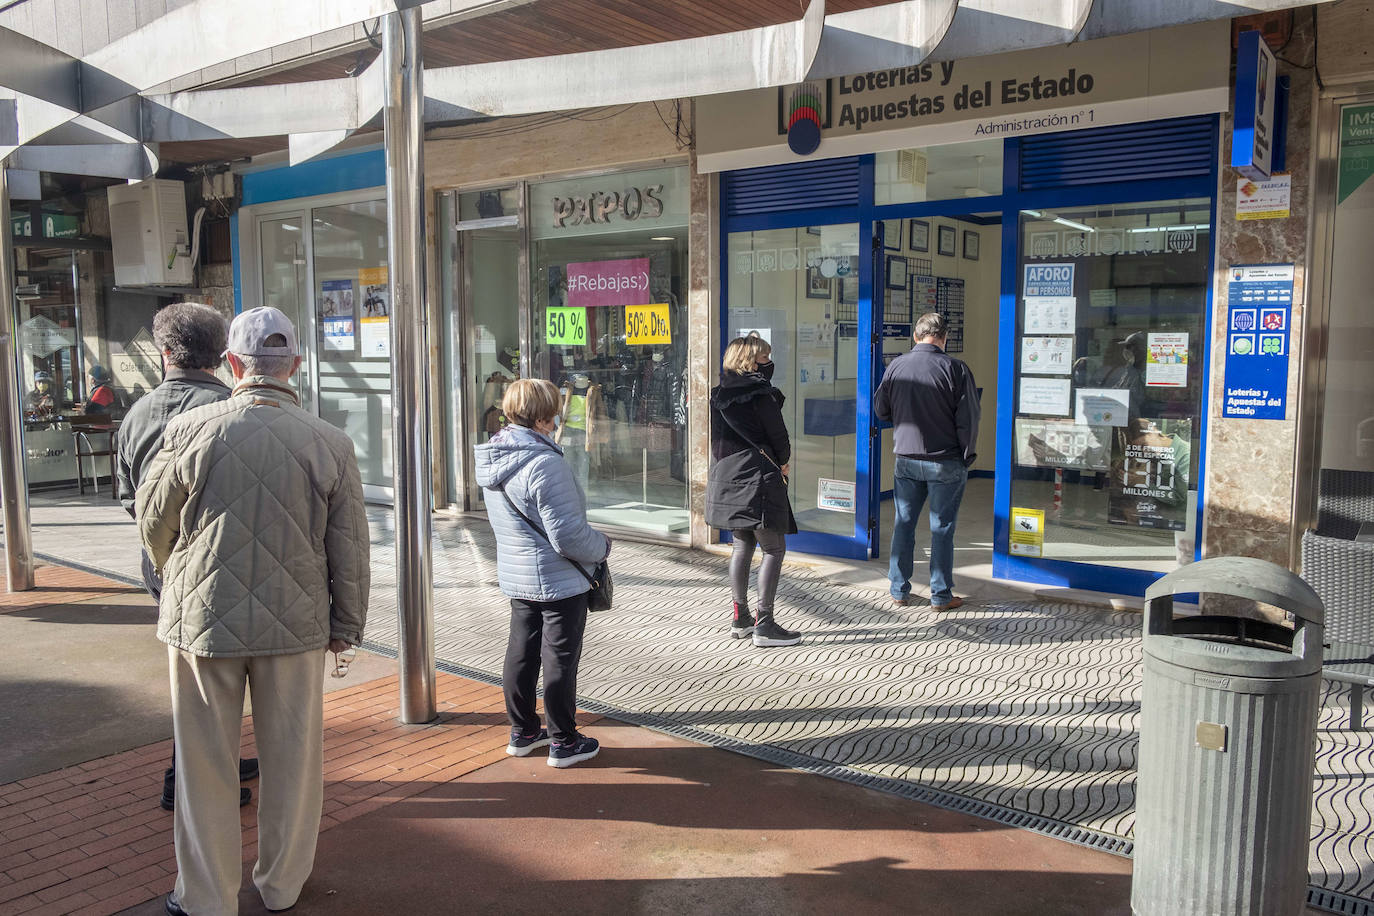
[1301,468,1374,730]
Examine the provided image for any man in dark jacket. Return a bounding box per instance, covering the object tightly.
[115,301,257,810]
[874,312,980,611]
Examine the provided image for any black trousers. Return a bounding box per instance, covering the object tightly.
[503,591,590,743]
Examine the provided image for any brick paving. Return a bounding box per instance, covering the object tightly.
[0,670,568,916]
[0,565,139,611]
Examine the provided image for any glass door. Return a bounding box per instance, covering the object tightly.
[724,223,872,559]
[257,214,314,408]
[309,199,392,500]
[449,187,523,510]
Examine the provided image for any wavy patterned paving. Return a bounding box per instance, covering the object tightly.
[360,513,1374,907]
[19,495,1373,910]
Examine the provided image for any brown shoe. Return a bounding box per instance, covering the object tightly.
[930,596,964,613]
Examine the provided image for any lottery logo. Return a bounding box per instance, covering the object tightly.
[1231,334,1255,356]
[1031,232,1058,258]
[1096,230,1124,256]
[1261,310,1285,331]
[1231,309,1257,332]
[1166,229,1197,253]
[1065,233,1089,257]
[1260,333,1285,356]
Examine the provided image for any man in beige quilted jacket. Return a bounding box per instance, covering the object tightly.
[137,306,369,916]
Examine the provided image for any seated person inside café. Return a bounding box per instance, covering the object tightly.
[82,365,118,416]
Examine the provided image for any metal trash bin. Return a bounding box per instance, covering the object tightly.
[1132,556,1324,916]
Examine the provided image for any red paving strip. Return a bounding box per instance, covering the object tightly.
[0,674,534,916]
[0,565,140,612]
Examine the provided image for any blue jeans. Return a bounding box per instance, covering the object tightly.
[889,457,968,604]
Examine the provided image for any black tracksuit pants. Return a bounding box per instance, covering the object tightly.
[503,591,590,743]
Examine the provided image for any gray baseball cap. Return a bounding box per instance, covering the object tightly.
[225,306,298,357]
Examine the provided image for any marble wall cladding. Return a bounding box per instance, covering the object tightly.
[1204,16,1316,568]
[687,145,715,548]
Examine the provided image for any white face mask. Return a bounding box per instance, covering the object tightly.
[552,414,562,430]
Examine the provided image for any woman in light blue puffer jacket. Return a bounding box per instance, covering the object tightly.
[474,378,610,769]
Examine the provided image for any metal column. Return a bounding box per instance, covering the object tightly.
[383,9,436,723]
[0,168,35,592]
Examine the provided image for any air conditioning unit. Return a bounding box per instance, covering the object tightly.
[108,179,193,286]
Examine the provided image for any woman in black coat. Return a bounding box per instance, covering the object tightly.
[706,335,802,647]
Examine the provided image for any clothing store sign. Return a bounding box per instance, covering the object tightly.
[566,258,650,308]
[1222,264,1293,420]
[695,20,1229,172]
[531,167,687,240]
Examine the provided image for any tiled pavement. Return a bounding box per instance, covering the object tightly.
[12,490,1374,910]
[0,672,524,916]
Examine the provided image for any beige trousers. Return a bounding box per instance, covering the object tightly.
[168,646,325,916]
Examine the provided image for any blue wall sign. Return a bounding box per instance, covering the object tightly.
[1233,30,1278,180]
[1222,264,1293,420]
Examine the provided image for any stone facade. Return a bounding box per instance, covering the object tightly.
[1202,16,1316,570]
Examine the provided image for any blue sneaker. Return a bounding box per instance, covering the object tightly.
[547,734,600,768]
[506,728,551,757]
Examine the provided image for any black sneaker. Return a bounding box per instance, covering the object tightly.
[730,602,755,639]
[547,734,600,768]
[239,757,260,781]
[752,613,802,647]
[506,728,551,757]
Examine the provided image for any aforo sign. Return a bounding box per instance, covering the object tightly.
[550,185,664,229]
[565,258,650,308]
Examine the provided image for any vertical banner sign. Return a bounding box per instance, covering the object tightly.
[1233,30,1278,180]
[1338,103,1374,205]
[1222,264,1294,419]
[624,304,672,345]
[565,258,651,308]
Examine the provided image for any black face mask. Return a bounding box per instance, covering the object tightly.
[758,361,775,381]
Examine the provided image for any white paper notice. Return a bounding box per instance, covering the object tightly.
[817,478,857,512]
[360,317,390,358]
[1020,337,1074,375]
[1089,289,1118,309]
[1024,298,1076,334]
[1075,387,1130,427]
[1146,332,1189,387]
[1019,377,1072,416]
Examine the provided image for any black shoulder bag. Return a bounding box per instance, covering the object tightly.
[496,487,613,612]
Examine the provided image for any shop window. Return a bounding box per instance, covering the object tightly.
[875,139,1003,206]
[1012,199,1210,572]
[529,166,690,538]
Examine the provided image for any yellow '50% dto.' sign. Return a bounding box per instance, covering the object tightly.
[625,304,672,345]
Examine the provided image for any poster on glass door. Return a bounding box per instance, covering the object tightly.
[1108,418,1191,531]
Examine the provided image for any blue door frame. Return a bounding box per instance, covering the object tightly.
[718,116,1220,594]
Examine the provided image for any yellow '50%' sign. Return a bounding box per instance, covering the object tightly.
[625,304,672,345]
[546,307,588,346]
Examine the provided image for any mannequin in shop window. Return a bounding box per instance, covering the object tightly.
[555,372,607,492]
[480,347,521,441]
[639,344,687,481]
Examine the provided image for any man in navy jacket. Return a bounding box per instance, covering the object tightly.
[874,312,980,611]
